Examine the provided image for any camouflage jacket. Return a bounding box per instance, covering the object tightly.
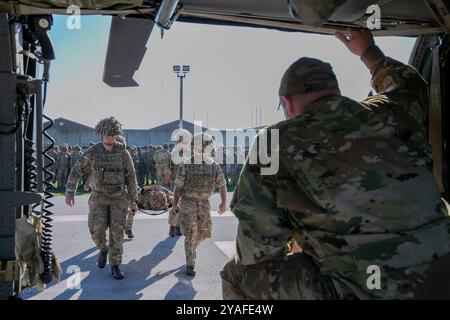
[154,149,171,168]
[69,151,83,169]
[130,152,140,171]
[176,156,227,200]
[144,150,155,167]
[65,142,138,201]
[232,55,450,299]
[55,152,70,172]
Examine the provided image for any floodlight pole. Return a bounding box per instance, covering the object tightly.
[179,73,184,129]
[173,65,189,129]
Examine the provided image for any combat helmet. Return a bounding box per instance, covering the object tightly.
[163,143,169,150]
[94,116,123,136]
[73,145,81,151]
[191,133,215,153]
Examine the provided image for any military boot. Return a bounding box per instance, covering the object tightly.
[126,230,134,239]
[169,226,175,237]
[186,265,196,276]
[175,227,182,236]
[111,265,125,280]
[97,249,108,269]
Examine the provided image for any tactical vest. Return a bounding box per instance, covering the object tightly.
[183,161,216,199]
[155,150,171,167]
[91,143,126,198]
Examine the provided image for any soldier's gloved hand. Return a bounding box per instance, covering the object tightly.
[65,195,75,207]
[129,201,138,214]
[335,27,374,57]
[218,202,226,215]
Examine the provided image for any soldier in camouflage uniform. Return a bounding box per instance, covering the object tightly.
[173,133,227,276]
[168,129,192,237]
[69,145,83,170]
[154,143,171,188]
[142,146,150,184]
[221,28,450,300]
[137,147,146,187]
[146,145,157,184]
[65,117,138,280]
[129,146,143,187]
[54,145,70,189]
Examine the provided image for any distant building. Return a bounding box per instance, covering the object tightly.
[44,118,97,147]
[44,117,263,149]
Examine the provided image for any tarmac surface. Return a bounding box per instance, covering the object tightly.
[21,191,238,300]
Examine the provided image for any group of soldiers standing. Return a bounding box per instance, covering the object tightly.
[51,140,247,191]
[45,143,89,189]
[128,142,247,190]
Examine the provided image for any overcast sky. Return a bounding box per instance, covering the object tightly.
[45,15,416,130]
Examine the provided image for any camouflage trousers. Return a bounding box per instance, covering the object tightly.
[147,165,156,184]
[137,172,144,187]
[88,191,129,266]
[221,252,340,300]
[179,198,212,267]
[156,166,170,188]
[168,208,180,227]
[125,212,134,233]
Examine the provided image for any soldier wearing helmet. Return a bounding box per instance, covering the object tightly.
[69,145,84,171]
[55,144,70,189]
[145,144,157,184]
[65,116,138,280]
[154,143,171,187]
[172,133,227,276]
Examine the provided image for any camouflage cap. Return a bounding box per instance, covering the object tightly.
[94,116,123,136]
[278,57,339,97]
